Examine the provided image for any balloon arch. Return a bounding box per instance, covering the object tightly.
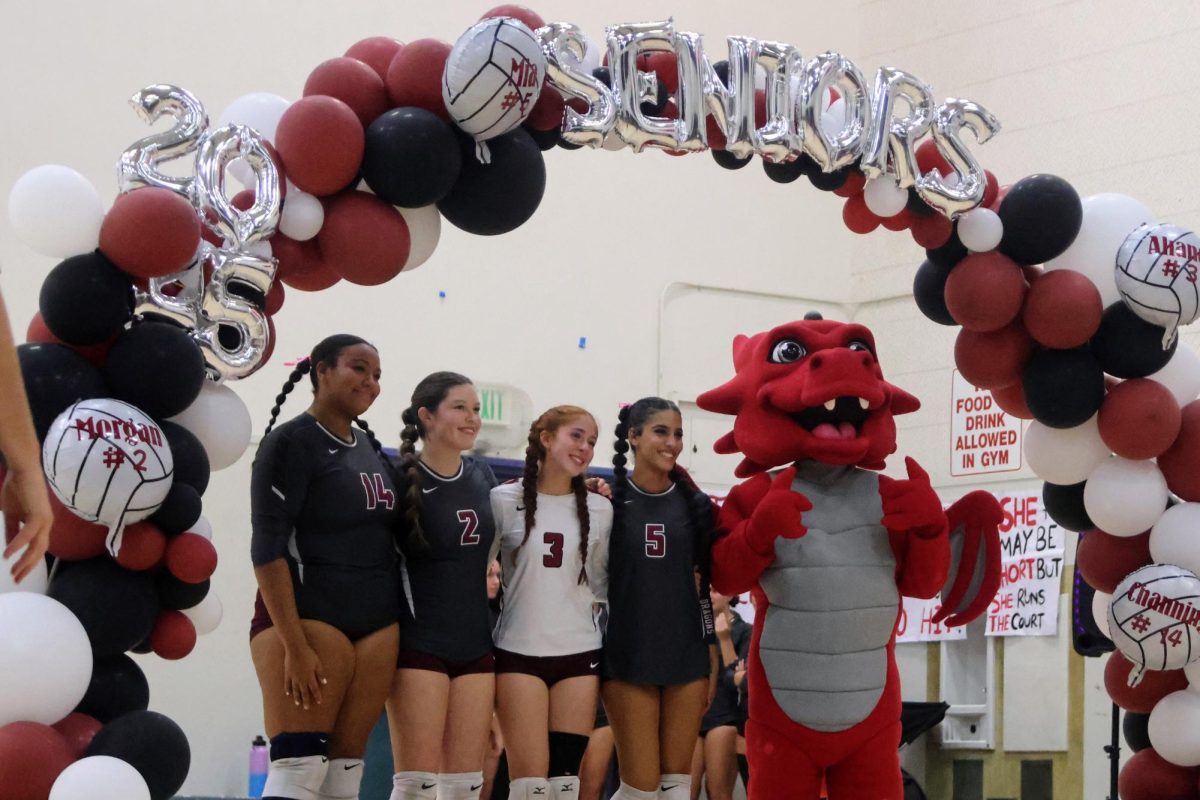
[4,5,1200,799]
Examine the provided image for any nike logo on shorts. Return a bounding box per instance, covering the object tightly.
[589,661,599,669]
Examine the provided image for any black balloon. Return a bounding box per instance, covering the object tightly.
[556,138,583,151]
[156,573,209,611]
[86,710,190,800]
[438,128,547,236]
[525,124,560,151]
[913,259,958,326]
[361,107,462,208]
[159,421,210,496]
[1071,564,1114,658]
[591,66,611,87]
[48,557,159,657]
[1022,347,1105,429]
[712,149,752,170]
[1043,481,1094,532]
[906,188,935,217]
[103,321,206,419]
[16,343,106,440]
[75,654,149,723]
[149,482,202,535]
[808,166,850,192]
[38,251,133,345]
[926,226,967,268]
[997,174,1083,265]
[1123,712,1152,753]
[763,156,811,184]
[1091,303,1177,379]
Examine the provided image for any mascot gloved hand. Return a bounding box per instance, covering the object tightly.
[698,317,1002,800]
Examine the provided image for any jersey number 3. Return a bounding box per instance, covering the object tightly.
[360,473,396,510]
[458,510,480,546]
[543,532,564,568]
[645,524,666,558]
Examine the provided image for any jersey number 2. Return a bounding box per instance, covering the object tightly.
[543,532,564,568]
[360,473,396,510]
[645,524,666,558]
[458,510,480,546]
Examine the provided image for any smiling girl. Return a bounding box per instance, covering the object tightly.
[490,406,614,800]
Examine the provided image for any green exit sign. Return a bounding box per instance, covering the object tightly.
[480,387,506,423]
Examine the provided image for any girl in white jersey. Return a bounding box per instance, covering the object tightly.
[490,405,613,800]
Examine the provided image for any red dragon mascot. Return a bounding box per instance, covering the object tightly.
[697,317,1002,800]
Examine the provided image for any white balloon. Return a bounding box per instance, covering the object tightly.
[602,131,626,152]
[822,95,846,134]
[182,589,223,635]
[1150,503,1200,575]
[216,92,291,142]
[50,756,151,800]
[279,190,324,241]
[958,207,1004,252]
[1045,193,1154,308]
[168,382,253,471]
[1024,416,1111,485]
[8,165,105,258]
[189,515,212,540]
[863,177,907,218]
[1149,344,1200,406]
[1186,658,1200,693]
[0,592,92,725]
[1149,689,1200,767]
[1092,590,1112,639]
[1084,457,1170,536]
[398,205,441,272]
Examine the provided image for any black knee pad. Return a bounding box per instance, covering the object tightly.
[269,731,330,761]
[548,731,590,777]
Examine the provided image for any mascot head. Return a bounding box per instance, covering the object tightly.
[696,318,919,477]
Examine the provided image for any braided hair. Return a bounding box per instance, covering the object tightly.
[398,371,474,555]
[612,397,715,616]
[519,405,596,585]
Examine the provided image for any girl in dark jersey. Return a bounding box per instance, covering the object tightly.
[384,372,499,800]
[601,397,718,800]
[690,590,751,800]
[249,334,400,800]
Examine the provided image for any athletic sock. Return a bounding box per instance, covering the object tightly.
[657,773,691,800]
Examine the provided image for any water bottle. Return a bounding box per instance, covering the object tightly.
[249,735,268,798]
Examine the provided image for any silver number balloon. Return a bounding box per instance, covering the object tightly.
[607,20,681,152]
[860,67,934,188]
[755,41,803,164]
[194,247,277,381]
[801,53,871,172]
[915,99,1002,218]
[132,247,205,329]
[538,23,616,148]
[194,124,282,247]
[117,84,209,199]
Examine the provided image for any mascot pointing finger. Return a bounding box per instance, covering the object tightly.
[698,316,1003,800]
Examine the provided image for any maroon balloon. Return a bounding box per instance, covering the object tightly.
[525,85,565,132]
[1098,378,1182,460]
[46,492,108,561]
[27,311,114,368]
[52,712,103,758]
[954,322,1035,390]
[842,194,880,234]
[1077,529,1152,594]
[115,520,167,572]
[1105,653,1189,714]
[99,188,201,279]
[991,382,1033,420]
[265,279,286,316]
[150,610,197,660]
[944,251,1027,332]
[1158,400,1200,501]
[319,192,412,286]
[165,532,218,584]
[272,235,340,293]
[274,96,364,197]
[909,212,952,249]
[385,39,453,120]
[345,37,404,81]
[304,57,389,129]
[1023,269,1103,349]
[1118,748,1199,800]
[0,721,75,800]
[480,4,546,30]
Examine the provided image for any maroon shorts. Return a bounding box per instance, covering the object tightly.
[396,648,495,678]
[248,592,391,644]
[493,648,602,687]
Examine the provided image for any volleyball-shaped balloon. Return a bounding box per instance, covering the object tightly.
[1109,564,1200,674]
[442,17,546,144]
[1116,222,1200,349]
[42,399,174,538]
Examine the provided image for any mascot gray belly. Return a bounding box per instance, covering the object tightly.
[758,463,898,732]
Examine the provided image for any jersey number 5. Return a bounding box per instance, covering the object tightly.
[645,524,666,558]
[543,532,564,568]
[360,473,396,510]
[458,510,480,546]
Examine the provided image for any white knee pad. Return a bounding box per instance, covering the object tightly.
[438,770,485,800]
[390,771,439,800]
[263,755,330,800]
[317,758,363,799]
[657,773,691,800]
[509,776,551,799]
[613,782,657,800]
[549,774,579,800]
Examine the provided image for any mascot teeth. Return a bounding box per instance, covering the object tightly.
[858,397,869,410]
[823,399,836,411]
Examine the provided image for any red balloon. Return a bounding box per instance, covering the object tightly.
[1022,269,1103,348]
[944,251,1027,332]
[385,39,453,120]
[304,57,389,129]
[991,383,1034,419]
[1098,379,1182,460]
[1077,529,1152,594]
[47,492,108,561]
[0,721,75,800]
[265,279,286,316]
[52,712,102,758]
[150,610,197,660]
[982,170,999,208]
[27,311,114,367]
[272,235,340,292]
[274,96,364,197]
[909,212,952,249]
[480,4,545,30]
[880,209,912,232]
[115,521,167,571]
[165,532,218,584]
[915,139,952,176]
[1105,653,1189,713]
[319,192,411,286]
[99,188,201,279]
[344,36,404,81]
[525,84,565,131]
[954,322,1035,390]
[833,170,866,199]
[1158,400,1200,501]
[988,183,1011,212]
[705,116,727,151]
[264,315,277,365]
[842,194,880,234]
[1119,748,1199,800]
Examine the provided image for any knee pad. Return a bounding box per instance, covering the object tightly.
[549,774,579,799]
[317,758,363,800]
[437,770,485,800]
[263,733,331,800]
[547,731,589,777]
[509,776,550,800]
[612,783,656,800]
[390,771,438,800]
[658,773,691,800]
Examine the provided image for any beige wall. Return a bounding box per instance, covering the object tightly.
[3,1,1199,796]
